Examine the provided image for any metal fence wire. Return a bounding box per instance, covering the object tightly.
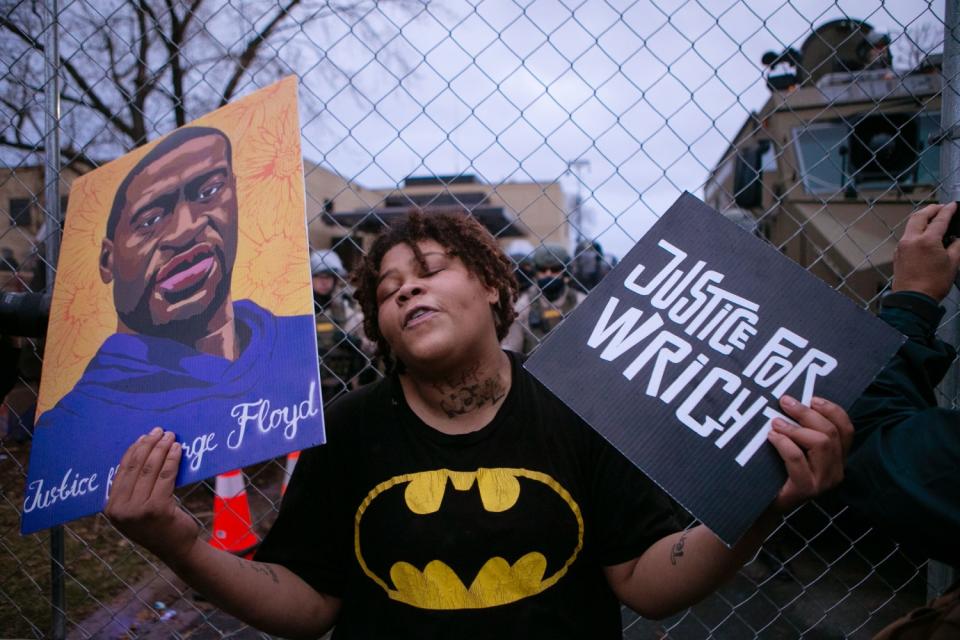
[1,0,958,637]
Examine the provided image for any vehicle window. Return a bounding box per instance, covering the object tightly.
[760,143,777,172]
[850,112,918,189]
[793,111,940,195]
[914,111,940,186]
[793,123,848,193]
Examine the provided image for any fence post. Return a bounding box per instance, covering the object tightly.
[43,0,61,285]
[43,0,66,637]
[932,0,960,601]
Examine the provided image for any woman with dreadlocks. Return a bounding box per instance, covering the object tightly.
[106,212,852,639]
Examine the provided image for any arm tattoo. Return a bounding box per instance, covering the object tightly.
[237,557,280,584]
[670,532,688,566]
[433,365,507,418]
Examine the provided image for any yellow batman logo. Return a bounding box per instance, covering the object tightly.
[354,468,583,610]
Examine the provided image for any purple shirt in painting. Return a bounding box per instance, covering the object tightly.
[22,300,325,534]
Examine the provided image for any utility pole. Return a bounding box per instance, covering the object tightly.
[566,159,590,247]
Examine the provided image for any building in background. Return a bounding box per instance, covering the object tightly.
[304,166,570,272]
[0,164,85,288]
[2,162,570,283]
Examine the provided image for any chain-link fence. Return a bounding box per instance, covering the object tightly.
[1,0,957,637]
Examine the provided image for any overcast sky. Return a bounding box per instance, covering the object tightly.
[293,0,944,257]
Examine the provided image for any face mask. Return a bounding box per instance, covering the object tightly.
[314,290,332,308]
[537,276,565,301]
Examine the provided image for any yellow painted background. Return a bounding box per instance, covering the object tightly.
[38,76,312,416]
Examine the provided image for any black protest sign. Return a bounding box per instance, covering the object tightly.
[524,192,905,546]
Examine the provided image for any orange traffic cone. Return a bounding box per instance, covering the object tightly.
[209,469,259,558]
[281,450,301,496]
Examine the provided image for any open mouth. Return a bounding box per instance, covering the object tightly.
[155,244,217,302]
[404,305,437,329]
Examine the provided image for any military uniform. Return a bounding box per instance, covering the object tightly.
[501,245,586,355]
[316,291,367,405]
[504,286,585,355]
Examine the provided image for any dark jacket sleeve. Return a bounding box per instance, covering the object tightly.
[840,292,960,566]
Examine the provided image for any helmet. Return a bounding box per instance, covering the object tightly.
[532,244,570,270]
[575,238,603,257]
[864,29,890,48]
[511,252,535,272]
[310,249,345,276]
[505,239,535,264]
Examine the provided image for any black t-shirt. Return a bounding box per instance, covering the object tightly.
[255,351,679,639]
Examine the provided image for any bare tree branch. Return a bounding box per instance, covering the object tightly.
[219,0,303,106]
[893,22,943,71]
[0,14,137,140]
[0,135,98,170]
[1,0,421,161]
[150,0,186,126]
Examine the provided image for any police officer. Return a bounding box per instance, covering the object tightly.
[503,244,585,354]
[505,239,537,296]
[571,238,611,292]
[311,250,369,404]
[512,251,537,295]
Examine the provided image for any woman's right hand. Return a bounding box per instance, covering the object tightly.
[105,428,200,565]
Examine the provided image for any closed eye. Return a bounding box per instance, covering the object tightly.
[377,280,401,303]
[379,288,399,302]
[421,254,450,275]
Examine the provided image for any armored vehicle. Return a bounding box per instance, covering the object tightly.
[705,18,941,307]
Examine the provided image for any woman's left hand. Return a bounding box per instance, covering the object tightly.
[767,395,854,512]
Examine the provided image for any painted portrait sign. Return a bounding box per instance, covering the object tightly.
[22,77,325,534]
[525,193,905,546]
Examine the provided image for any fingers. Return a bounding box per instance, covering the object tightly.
[766,429,813,499]
[811,396,854,456]
[903,202,958,247]
[103,431,197,561]
[130,430,177,505]
[108,433,145,507]
[778,395,835,436]
[108,427,177,509]
[894,203,959,300]
[903,203,943,237]
[768,395,850,511]
[947,234,960,269]
[150,439,182,502]
[778,393,852,459]
[771,419,829,450]
[110,427,162,506]
[924,201,958,239]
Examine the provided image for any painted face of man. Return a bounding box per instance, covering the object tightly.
[100,134,238,336]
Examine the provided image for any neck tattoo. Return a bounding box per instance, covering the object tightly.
[432,365,507,418]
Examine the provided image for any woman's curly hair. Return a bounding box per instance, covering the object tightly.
[352,211,518,366]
